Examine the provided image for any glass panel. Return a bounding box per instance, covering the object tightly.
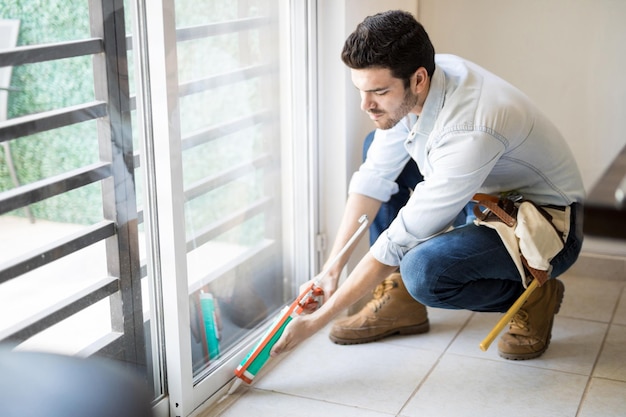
[0,0,163,403]
[175,0,265,26]
[179,81,265,134]
[4,57,96,120]
[176,31,266,82]
[174,0,286,379]
[0,121,101,193]
[125,0,166,400]
[0,230,109,349]
[0,180,104,239]
[133,120,165,399]
[14,297,112,355]
[1,0,91,45]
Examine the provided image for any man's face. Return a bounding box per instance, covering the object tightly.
[351,67,419,130]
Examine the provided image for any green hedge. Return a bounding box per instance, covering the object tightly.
[1,0,101,224]
[1,0,270,228]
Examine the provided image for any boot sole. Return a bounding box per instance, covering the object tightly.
[498,280,565,361]
[329,320,430,345]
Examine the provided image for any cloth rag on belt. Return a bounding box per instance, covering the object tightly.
[472,194,571,287]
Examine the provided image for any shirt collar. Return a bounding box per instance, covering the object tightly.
[408,65,445,141]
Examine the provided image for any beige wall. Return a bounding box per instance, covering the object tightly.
[318,1,626,266]
[418,0,626,192]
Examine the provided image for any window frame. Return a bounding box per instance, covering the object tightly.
[136,0,318,414]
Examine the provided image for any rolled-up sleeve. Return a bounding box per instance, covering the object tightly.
[348,115,416,202]
[348,171,399,202]
[370,130,506,266]
[370,222,448,266]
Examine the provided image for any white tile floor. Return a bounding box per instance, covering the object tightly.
[210,270,626,417]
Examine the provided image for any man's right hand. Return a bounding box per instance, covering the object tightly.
[300,271,339,313]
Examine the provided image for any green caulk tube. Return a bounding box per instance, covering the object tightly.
[228,306,293,395]
[229,214,369,395]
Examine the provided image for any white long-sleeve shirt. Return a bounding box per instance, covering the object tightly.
[348,54,585,267]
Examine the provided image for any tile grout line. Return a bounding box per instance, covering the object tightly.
[395,310,477,416]
[573,284,625,417]
[214,274,625,416]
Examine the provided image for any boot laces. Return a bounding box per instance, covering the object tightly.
[367,279,397,312]
[510,309,530,331]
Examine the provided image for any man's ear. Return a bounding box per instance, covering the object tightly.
[412,67,429,94]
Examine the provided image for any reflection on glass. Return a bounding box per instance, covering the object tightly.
[0,216,109,353]
[1,0,91,46]
[6,57,96,120]
[0,122,101,199]
[175,0,285,377]
[0,0,161,401]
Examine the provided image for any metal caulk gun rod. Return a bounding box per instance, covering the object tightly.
[314,214,369,285]
[296,214,369,308]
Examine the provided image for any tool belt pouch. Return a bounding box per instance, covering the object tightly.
[472,195,569,288]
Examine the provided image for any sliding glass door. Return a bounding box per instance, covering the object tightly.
[0,0,315,414]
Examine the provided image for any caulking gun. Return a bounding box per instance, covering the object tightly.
[229,214,369,394]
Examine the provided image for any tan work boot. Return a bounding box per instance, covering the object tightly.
[329,273,429,345]
[498,278,565,360]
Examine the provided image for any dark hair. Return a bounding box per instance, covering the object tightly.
[341,10,435,87]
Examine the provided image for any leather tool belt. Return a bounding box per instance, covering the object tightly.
[471,193,570,288]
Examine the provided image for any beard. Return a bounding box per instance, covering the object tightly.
[371,88,419,130]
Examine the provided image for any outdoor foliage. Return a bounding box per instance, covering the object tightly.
[1,0,276,237]
[1,0,101,223]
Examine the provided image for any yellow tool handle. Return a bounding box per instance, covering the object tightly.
[479,279,540,351]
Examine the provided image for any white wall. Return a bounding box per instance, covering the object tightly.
[417,0,626,192]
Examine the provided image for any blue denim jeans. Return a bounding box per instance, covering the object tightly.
[364,131,584,313]
[365,131,425,246]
